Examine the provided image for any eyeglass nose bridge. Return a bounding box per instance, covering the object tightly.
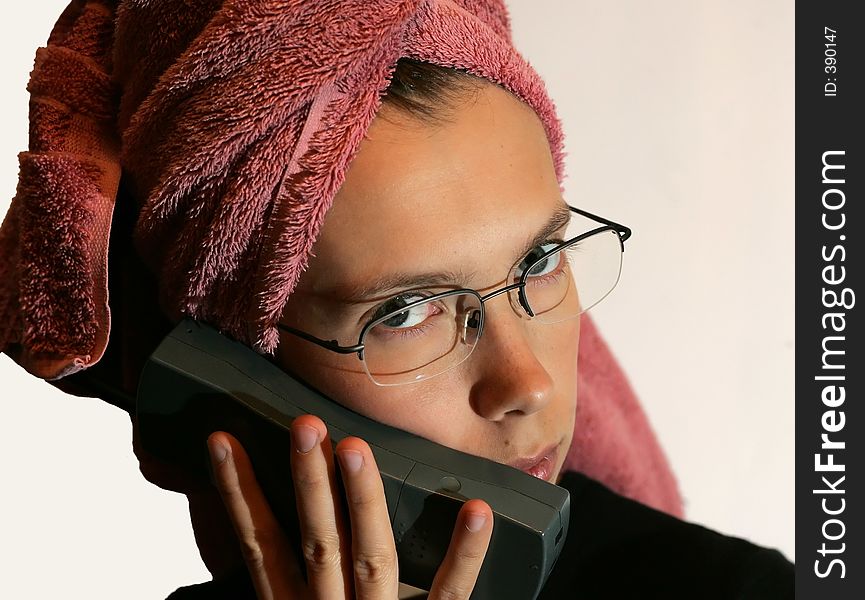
[479,281,535,319]
[460,281,537,350]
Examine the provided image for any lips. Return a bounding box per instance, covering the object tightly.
[508,443,559,482]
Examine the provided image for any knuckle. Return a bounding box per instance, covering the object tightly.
[238,536,267,571]
[353,549,396,585]
[347,489,379,511]
[218,484,241,506]
[434,582,470,600]
[454,544,485,564]
[237,526,284,571]
[293,468,327,489]
[302,534,342,573]
[214,472,242,498]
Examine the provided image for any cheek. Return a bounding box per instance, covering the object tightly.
[275,336,456,436]
[275,338,369,403]
[528,317,580,393]
[531,317,580,433]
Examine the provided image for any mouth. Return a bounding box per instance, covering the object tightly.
[507,442,560,482]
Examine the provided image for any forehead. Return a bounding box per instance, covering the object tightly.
[299,83,564,296]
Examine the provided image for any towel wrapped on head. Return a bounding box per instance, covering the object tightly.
[0,0,683,516]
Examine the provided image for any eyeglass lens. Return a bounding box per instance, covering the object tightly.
[361,228,623,385]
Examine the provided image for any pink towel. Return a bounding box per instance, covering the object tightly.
[0,0,682,516]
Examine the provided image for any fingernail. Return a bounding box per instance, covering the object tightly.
[292,424,319,454]
[465,512,487,533]
[338,449,364,474]
[208,438,228,464]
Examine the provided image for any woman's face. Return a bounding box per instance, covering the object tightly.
[276,83,578,484]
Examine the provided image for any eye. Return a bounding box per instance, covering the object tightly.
[371,294,437,329]
[516,243,561,278]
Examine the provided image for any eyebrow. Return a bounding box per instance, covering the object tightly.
[514,201,572,267]
[322,202,572,305]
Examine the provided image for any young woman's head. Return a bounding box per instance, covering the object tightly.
[274,60,580,483]
[0,3,683,587]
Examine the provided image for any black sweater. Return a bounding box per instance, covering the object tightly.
[167,471,794,599]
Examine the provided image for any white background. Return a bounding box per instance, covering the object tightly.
[1,1,793,597]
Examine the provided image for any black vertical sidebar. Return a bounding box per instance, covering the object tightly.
[795,1,864,598]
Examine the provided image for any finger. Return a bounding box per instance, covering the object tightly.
[335,437,399,600]
[207,431,305,600]
[290,415,354,598]
[428,499,493,600]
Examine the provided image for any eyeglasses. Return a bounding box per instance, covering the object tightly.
[278,205,631,386]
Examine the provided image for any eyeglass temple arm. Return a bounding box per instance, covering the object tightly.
[276,324,364,354]
[569,205,632,244]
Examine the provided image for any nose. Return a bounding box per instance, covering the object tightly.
[467,298,556,421]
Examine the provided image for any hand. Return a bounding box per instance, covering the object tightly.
[206,415,494,599]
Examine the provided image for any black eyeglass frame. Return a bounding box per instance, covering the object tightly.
[277,205,631,364]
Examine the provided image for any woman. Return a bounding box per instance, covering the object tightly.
[0,1,792,597]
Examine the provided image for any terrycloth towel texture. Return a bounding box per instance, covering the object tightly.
[0,0,683,517]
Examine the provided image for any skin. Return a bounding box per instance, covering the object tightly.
[138,81,580,599]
